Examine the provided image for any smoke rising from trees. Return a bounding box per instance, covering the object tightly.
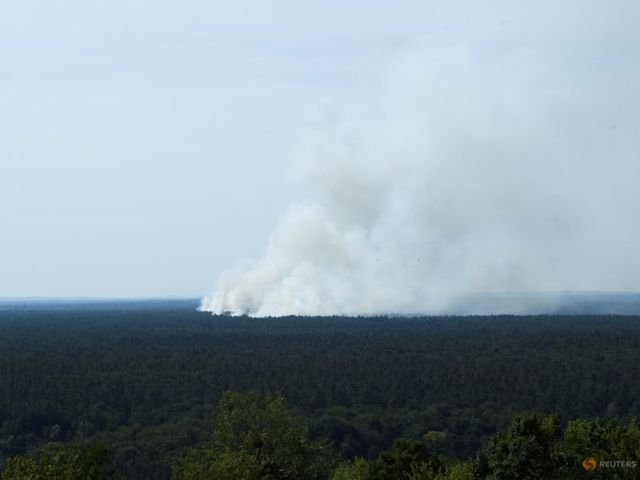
[203,23,640,316]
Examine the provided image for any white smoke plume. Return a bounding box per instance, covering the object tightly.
[202,23,640,316]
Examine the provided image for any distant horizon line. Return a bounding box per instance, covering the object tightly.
[0,296,202,302]
[2,291,640,303]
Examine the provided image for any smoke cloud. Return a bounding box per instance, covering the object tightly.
[202,24,640,316]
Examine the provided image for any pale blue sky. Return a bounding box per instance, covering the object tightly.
[1,1,637,297]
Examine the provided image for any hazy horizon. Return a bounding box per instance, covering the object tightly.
[4,292,640,319]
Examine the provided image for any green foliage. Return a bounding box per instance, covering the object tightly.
[172,391,336,480]
[424,431,449,444]
[172,449,260,480]
[471,414,640,479]
[436,463,474,480]
[2,308,640,477]
[472,413,560,479]
[552,418,640,479]
[1,457,39,480]
[0,442,118,480]
[371,438,444,480]
[331,458,372,480]
[5,407,638,480]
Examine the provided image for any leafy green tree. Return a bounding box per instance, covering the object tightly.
[553,418,640,479]
[172,449,261,480]
[172,391,336,480]
[371,438,444,480]
[435,463,474,480]
[331,458,371,480]
[0,457,39,480]
[472,414,640,479]
[1,442,118,480]
[472,413,560,480]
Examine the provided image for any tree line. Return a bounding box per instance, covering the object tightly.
[3,391,640,479]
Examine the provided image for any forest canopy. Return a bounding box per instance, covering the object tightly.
[1,307,639,478]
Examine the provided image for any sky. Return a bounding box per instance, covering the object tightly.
[1,1,638,299]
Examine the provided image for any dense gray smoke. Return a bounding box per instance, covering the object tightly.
[202,31,640,316]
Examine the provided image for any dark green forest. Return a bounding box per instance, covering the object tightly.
[1,302,639,478]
